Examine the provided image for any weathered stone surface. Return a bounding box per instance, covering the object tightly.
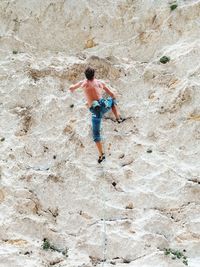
[0,1,200,267]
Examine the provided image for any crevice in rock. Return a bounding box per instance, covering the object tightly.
[109,254,148,265]
[48,207,59,220]
[12,106,33,135]
[121,159,134,167]
[188,178,200,185]
[49,259,64,266]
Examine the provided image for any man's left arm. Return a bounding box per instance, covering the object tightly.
[102,82,117,99]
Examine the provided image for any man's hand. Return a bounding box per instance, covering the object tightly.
[69,86,75,93]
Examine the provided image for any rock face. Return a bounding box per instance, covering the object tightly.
[0,0,200,266]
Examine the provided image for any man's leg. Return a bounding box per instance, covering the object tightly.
[95,141,104,156]
[91,115,105,161]
[111,100,125,123]
[111,104,120,120]
[102,97,122,121]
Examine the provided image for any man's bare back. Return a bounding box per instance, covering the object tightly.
[69,78,116,107]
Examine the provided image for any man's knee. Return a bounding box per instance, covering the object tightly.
[93,136,101,142]
[107,97,117,108]
[112,98,117,107]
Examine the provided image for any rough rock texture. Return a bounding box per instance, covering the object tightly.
[0,0,200,267]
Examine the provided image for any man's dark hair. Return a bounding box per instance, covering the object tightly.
[84,67,95,80]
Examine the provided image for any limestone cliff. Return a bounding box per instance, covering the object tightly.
[0,1,200,267]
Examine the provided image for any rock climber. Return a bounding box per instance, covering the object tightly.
[69,67,124,163]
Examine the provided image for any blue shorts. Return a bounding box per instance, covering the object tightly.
[89,97,116,142]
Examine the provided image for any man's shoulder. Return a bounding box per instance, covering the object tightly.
[96,79,105,86]
[80,79,87,87]
[95,79,103,82]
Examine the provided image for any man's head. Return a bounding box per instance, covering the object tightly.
[84,67,95,80]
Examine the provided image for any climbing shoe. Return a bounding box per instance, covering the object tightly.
[98,153,106,164]
[117,117,126,123]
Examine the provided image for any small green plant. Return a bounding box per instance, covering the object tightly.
[12,50,18,54]
[42,238,68,257]
[170,3,178,11]
[0,137,5,142]
[164,248,188,265]
[42,238,51,250]
[160,56,170,64]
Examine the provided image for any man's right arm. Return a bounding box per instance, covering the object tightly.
[69,80,83,92]
[102,82,116,99]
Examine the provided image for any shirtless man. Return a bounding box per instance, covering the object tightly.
[69,67,124,163]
